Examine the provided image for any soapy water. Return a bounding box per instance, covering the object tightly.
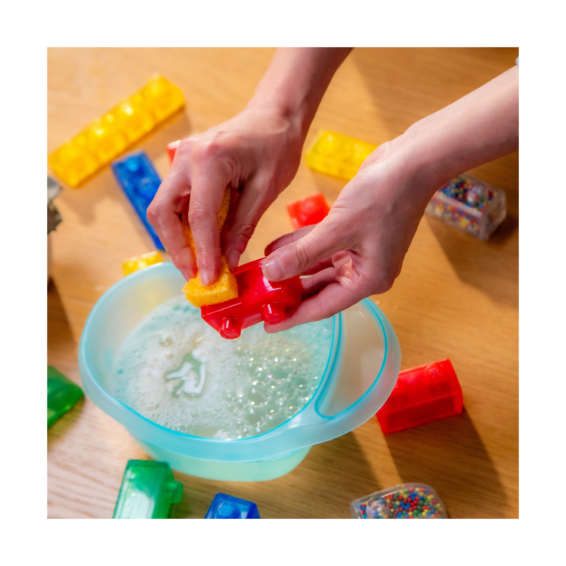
[113,295,333,439]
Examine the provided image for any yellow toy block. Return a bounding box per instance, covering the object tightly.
[304,130,379,182]
[48,75,185,188]
[181,188,238,307]
[122,251,163,276]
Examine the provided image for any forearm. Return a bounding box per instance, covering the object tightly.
[248,48,352,138]
[401,65,519,197]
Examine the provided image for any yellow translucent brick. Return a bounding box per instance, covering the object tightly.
[112,94,156,142]
[48,74,185,188]
[304,130,379,182]
[183,257,238,307]
[139,75,186,122]
[48,134,101,188]
[84,114,129,162]
[181,188,238,307]
[122,251,163,276]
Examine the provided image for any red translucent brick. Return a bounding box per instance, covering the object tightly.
[376,359,463,434]
[167,140,180,163]
[286,192,330,229]
[201,258,302,339]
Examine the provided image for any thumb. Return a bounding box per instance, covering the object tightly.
[262,219,346,281]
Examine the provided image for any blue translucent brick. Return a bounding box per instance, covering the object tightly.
[205,493,261,519]
[111,151,164,249]
[113,460,183,519]
[48,366,84,428]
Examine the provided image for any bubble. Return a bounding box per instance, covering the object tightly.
[112,294,333,439]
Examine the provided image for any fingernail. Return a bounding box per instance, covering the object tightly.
[263,256,285,280]
[227,250,239,272]
[200,269,212,286]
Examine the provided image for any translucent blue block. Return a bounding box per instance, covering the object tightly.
[205,493,261,519]
[113,460,183,519]
[111,151,164,249]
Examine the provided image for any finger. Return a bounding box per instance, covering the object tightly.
[262,217,351,281]
[265,225,335,274]
[300,266,338,298]
[189,156,232,286]
[221,177,274,272]
[147,169,195,280]
[264,225,317,255]
[265,278,365,333]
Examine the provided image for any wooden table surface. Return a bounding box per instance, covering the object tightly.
[47,47,519,519]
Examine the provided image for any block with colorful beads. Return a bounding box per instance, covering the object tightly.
[351,483,448,519]
[182,187,239,307]
[425,174,506,239]
[48,74,185,188]
[304,130,378,182]
[122,251,163,276]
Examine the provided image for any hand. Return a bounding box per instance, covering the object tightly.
[261,64,518,332]
[147,104,304,284]
[261,136,437,332]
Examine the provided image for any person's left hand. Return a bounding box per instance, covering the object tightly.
[261,134,439,332]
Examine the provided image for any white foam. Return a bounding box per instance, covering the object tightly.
[113,295,333,439]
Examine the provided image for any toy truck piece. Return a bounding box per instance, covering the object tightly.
[376,359,463,434]
[201,258,302,339]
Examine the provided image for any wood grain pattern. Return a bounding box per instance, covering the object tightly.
[47,47,518,519]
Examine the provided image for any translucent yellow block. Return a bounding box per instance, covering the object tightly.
[181,188,238,307]
[305,130,379,182]
[122,251,163,276]
[48,74,185,188]
[183,257,238,307]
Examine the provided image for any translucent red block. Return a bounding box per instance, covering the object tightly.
[376,359,463,434]
[201,258,302,339]
[167,140,180,163]
[286,192,330,229]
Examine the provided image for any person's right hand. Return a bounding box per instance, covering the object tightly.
[147,103,304,284]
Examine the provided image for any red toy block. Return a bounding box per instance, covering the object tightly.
[167,140,181,163]
[376,359,463,434]
[286,192,330,230]
[201,258,302,339]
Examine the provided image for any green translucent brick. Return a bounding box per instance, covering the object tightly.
[113,460,184,519]
[47,366,84,428]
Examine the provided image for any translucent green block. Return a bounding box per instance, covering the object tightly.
[47,366,84,428]
[113,460,184,519]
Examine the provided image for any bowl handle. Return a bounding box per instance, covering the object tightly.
[257,299,401,451]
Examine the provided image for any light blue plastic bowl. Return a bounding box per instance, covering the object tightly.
[79,262,401,481]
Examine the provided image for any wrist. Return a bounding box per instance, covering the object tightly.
[246,86,311,141]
